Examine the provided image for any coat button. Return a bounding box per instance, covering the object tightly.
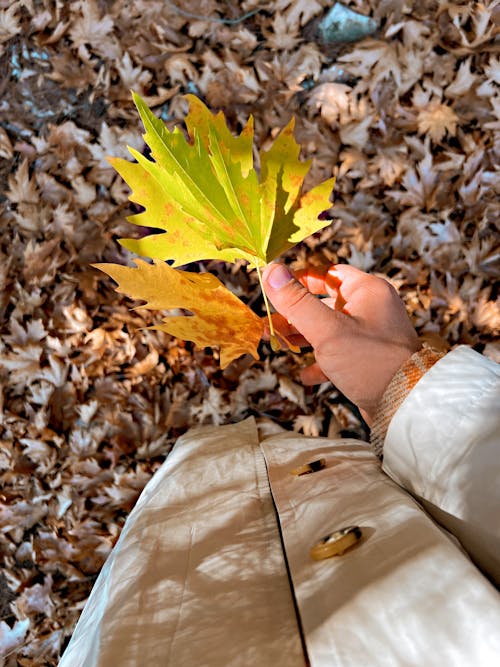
[310,526,362,560]
[289,458,326,476]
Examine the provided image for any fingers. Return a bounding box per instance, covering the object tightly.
[327,264,389,306]
[295,267,342,298]
[359,408,373,427]
[300,362,329,385]
[262,263,345,350]
[296,265,377,312]
[295,264,371,297]
[326,264,373,290]
[270,313,311,347]
[262,313,310,348]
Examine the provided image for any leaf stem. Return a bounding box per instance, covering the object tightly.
[255,263,279,349]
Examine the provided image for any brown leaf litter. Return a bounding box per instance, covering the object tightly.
[0,0,499,663]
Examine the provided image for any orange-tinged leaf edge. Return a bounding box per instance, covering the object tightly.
[92,259,264,368]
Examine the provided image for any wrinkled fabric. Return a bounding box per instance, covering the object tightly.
[61,348,500,666]
[383,346,500,584]
[60,419,304,667]
[262,434,500,667]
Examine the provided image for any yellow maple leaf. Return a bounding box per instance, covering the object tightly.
[98,92,335,362]
[114,93,335,268]
[93,259,263,369]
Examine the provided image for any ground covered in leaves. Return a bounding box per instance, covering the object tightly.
[0,0,499,663]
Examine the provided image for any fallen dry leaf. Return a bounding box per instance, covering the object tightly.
[0,1,498,663]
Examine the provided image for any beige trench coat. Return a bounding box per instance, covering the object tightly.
[61,347,500,666]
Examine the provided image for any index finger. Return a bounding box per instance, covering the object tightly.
[294,267,341,296]
[295,267,347,312]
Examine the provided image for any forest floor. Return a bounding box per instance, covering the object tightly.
[0,0,499,664]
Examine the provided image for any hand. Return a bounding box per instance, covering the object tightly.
[262,263,421,425]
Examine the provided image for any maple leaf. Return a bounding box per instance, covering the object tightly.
[115,92,335,268]
[69,0,114,50]
[116,51,152,91]
[275,0,324,28]
[191,386,231,426]
[7,159,39,204]
[263,13,302,51]
[93,259,264,368]
[417,102,459,143]
[102,92,334,357]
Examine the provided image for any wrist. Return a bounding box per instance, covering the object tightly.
[361,342,421,425]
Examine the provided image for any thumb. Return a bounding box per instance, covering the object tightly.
[262,263,342,349]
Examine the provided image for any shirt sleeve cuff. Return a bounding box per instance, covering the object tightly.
[370,347,446,458]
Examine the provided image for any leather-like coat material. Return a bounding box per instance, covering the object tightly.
[61,347,500,666]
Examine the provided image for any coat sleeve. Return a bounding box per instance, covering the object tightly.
[381,346,500,585]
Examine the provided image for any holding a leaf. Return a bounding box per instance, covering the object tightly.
[63,94,500,667]
[95,92,334,362]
